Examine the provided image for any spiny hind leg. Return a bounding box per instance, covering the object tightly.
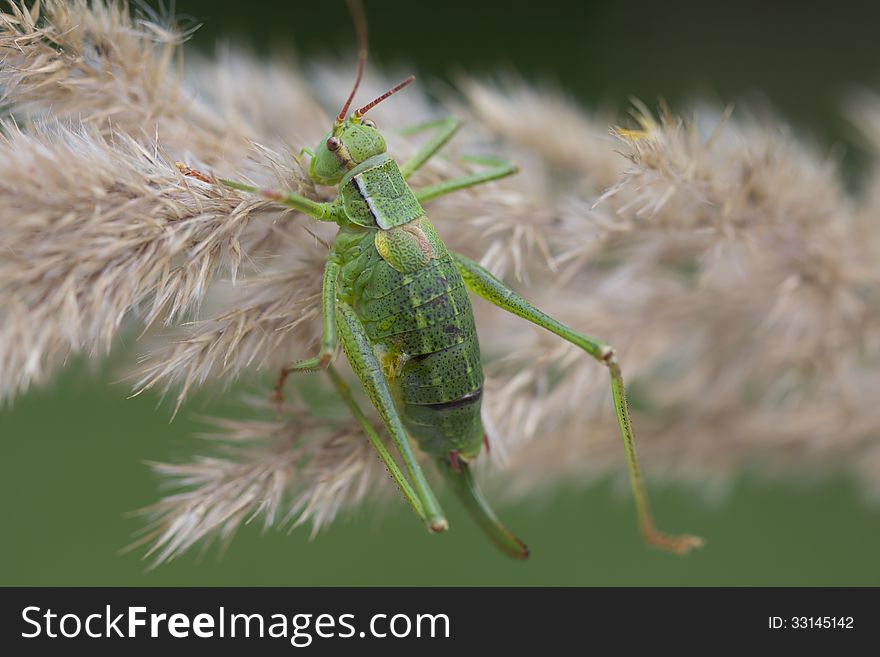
[452,252,703,555]
[413,155,518,203]
[336,301,448,533]
[324,364,427,523]
[272,259,341,406]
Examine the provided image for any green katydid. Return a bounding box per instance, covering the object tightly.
[178,0,702,560]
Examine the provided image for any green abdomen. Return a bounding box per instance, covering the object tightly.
[356,249,485,459]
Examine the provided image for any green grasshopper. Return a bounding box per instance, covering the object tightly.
[179,1,702,559]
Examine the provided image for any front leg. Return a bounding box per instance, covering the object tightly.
[452,252,703,556]
[175,163,333,221]
[272,258,341,403]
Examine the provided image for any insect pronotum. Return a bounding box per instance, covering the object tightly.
[178,0,702,559]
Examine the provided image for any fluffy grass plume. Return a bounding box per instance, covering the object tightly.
[2,1,879,562]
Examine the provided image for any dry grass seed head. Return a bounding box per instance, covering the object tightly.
[2,1,880,562]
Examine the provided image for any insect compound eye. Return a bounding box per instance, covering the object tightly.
[362,119,376,129]
[326,136,341,151]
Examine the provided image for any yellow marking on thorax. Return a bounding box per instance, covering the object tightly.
[374,217,435,273]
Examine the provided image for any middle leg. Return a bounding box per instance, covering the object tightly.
[413,155,518,203]
[398,116,462,179]
[394,117,518,202]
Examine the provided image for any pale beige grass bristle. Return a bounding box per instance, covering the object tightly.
[2,1,879,563]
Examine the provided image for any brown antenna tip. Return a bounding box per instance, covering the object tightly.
[354,75,416,117]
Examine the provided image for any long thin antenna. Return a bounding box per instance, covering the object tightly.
[337,0,369,123]
[354,75,416,117]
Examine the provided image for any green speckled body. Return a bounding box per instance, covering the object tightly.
[204,9,698,556]
[333,158,485,460]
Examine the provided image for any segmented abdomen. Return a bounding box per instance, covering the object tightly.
[356,253,485,458]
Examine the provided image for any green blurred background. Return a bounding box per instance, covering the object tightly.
[3,0,880,585]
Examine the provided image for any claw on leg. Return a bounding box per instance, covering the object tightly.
[270,352,335,411]
[270,366,292,404]
[428,518,449,533]
[641,522,704,556]
[175,161,212,183]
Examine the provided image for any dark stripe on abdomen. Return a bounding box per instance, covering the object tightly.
[401,381,485,458]
[415,387,483,411]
